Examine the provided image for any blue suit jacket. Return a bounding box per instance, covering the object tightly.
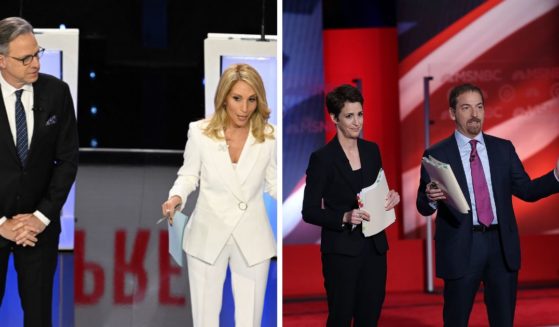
[416,133,559,279]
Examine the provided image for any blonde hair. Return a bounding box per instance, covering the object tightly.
[203,63,274,142]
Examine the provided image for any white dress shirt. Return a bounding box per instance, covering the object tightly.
[0,72,50,227]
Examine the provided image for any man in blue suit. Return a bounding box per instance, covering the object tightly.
[416,83,559,327]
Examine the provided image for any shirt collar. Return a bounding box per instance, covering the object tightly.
[0,72,34,97]
[454,130,485,149]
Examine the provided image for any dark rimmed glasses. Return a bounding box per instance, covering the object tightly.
[9,47,45,65]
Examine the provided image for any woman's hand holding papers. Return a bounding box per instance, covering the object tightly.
[161,195,182,225]
[343,209,371,226]
[384,190,400,211]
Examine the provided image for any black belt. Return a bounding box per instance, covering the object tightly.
[472,224,499,232]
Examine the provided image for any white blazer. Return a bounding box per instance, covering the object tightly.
[169,120,277,266]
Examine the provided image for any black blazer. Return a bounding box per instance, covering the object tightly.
[417,133,559,279]
[302,136,388,256]
[0,73,79,247]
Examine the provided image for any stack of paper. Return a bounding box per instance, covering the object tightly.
[360,169,396,237]
[421,155,470,214]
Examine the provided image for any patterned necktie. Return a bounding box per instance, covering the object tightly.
[15,89,28,166]
[469,140,494,226]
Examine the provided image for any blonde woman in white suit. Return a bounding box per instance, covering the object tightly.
[161,63,276,327]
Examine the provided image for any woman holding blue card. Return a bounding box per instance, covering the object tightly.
[161,63,276,327]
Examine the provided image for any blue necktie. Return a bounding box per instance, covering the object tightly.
[15,89,28,166]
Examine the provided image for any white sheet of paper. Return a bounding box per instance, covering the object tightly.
[360,169,396,237]
[168,211,188,267]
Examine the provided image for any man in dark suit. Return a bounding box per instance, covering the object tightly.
[416,83,559,327]
[302,84,400,326]
[0,17,78,326]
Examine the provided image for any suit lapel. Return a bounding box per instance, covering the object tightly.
[483,134,501,212]
[236,131,262,186]
[330,136,361,194]
[212,131,247,202]
[357,138,376,188]
[0,85,22,164]
[28,81,48,159]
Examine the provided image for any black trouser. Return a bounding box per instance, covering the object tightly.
[0,235,59,327]
[443,230,517,327]
[322,240,387,327]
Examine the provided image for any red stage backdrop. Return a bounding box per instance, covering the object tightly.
[323,27,401,203]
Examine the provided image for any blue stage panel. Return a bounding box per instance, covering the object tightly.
[220,260,277,326]
[0,253,73,327]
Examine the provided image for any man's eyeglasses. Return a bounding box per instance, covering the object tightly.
[9,47,45,66]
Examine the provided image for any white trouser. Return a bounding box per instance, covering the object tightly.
[187,236,270,327]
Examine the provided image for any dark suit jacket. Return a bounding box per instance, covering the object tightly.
[302,136,388,256]
[0,73,79,247]
[417,133,559,279]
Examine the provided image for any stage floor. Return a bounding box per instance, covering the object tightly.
[284,287,559,326]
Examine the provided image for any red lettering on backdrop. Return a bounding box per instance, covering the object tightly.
[158,231,186,305]
[114,229,150,304]
[75,230,105,304]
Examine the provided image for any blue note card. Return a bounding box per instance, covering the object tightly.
[169,212,188,267]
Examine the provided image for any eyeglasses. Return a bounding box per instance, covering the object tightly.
[9,47,45,66]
